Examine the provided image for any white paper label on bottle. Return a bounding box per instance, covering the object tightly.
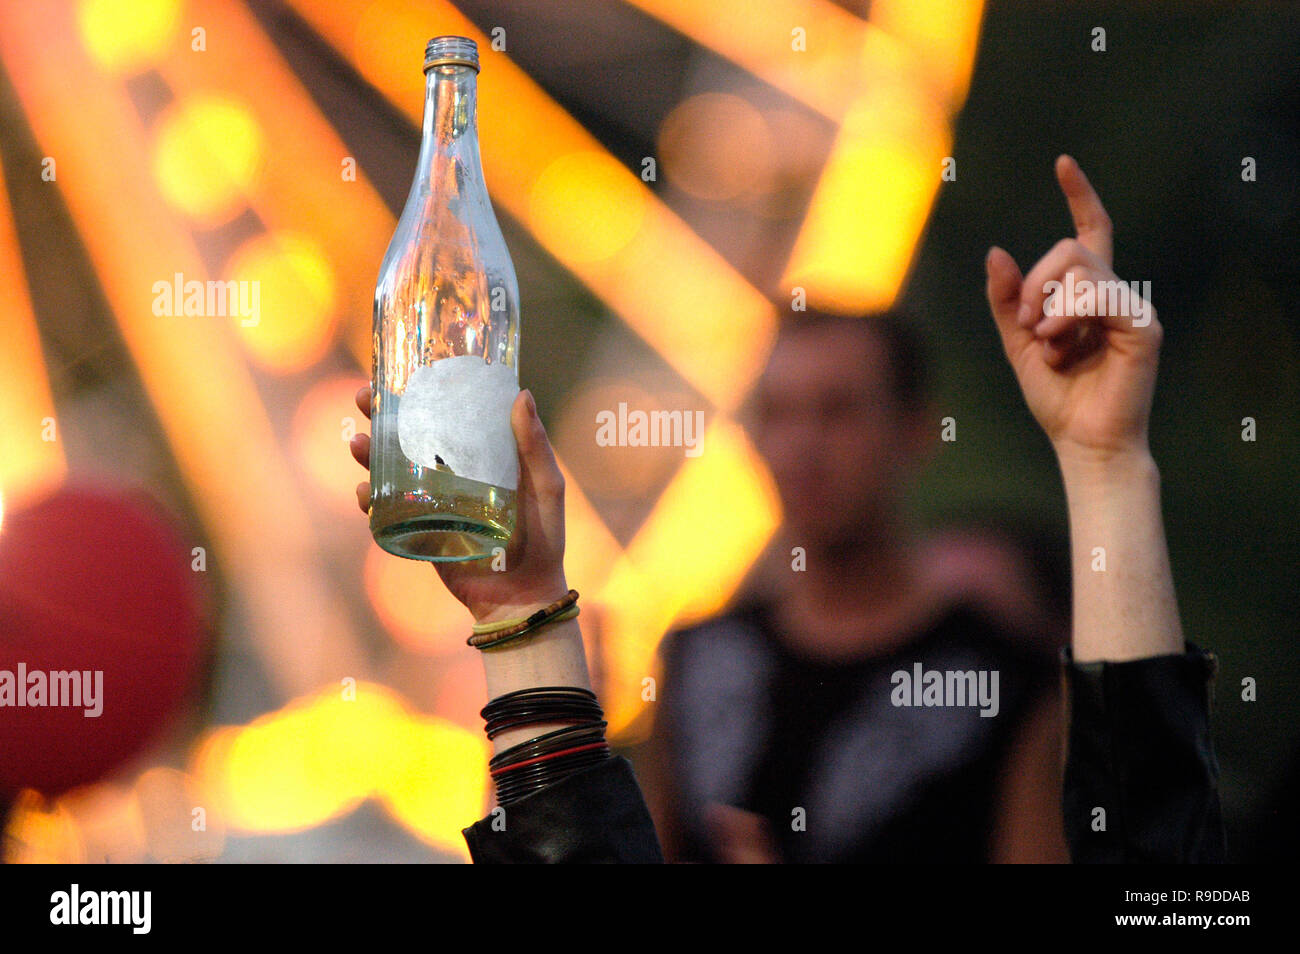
[397,355,520,491]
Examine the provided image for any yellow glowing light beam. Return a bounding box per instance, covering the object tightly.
[783,81,952,312]
[782,0,985,313]
[0,154,66,511]
[190,683,487,858]
[870,0,987,109]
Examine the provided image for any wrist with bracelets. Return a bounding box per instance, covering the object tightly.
[480,685,611,806]
[471,591,610,805]
[467,588,580,651]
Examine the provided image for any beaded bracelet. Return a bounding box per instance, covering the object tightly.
[466,589,580,651]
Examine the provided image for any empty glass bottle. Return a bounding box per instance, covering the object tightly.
[370,36,520,561]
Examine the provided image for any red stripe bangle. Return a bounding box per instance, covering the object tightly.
[489,741,610,777]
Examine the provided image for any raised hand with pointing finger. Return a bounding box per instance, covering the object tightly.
[988,154,1182,666]
[985,154,1162,468]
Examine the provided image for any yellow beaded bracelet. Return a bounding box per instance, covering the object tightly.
[466,589,580,650]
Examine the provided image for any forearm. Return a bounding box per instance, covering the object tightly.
[1058,448,1183,663]
[473,602,593,753]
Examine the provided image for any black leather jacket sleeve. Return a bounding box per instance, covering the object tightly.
[1062,646,1226,863]
[461,756,665,863]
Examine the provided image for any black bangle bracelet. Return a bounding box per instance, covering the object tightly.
[484,701,603,732]
[485,713,602,740]
[488,723,608,770]
[484,700,603,725]
[481,686,596,718]
[493,738,610,800]
[482,687,604,741]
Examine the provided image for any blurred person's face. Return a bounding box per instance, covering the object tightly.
[750,322,928,549]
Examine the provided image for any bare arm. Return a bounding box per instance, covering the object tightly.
[985,155,1180,662]
[1057,452,1181,662]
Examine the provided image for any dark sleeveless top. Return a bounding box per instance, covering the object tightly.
[657,598,1056,863]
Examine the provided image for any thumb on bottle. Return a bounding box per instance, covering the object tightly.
[512,389,565,502]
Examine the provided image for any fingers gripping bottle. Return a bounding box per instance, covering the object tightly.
[370,36,520,561]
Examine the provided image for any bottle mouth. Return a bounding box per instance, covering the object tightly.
[424,35,479,73]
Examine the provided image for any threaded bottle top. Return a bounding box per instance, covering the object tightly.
[424,36,479,73]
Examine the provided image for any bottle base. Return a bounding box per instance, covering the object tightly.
[373,515,510,562]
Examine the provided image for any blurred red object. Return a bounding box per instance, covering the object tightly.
[0,487,207,797]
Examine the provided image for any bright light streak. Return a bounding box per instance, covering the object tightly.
[0,157,65,513]
[191,683,487,858]
[870,0,986,108]
[779,1,983,312]
[782,82,950,312]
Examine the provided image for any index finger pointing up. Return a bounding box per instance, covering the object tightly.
[1056,154,1113,267]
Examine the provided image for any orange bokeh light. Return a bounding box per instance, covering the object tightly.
[364,544,474,655]
[528,151,647,264]
[78,0,181,73]
[658,93,776,202]
[292,375,370,513]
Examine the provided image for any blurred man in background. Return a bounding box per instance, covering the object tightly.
[646,307,1068,863]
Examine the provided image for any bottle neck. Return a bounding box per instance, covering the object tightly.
[414,65,482,194]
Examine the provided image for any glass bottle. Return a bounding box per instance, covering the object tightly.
[370,36,520,562]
